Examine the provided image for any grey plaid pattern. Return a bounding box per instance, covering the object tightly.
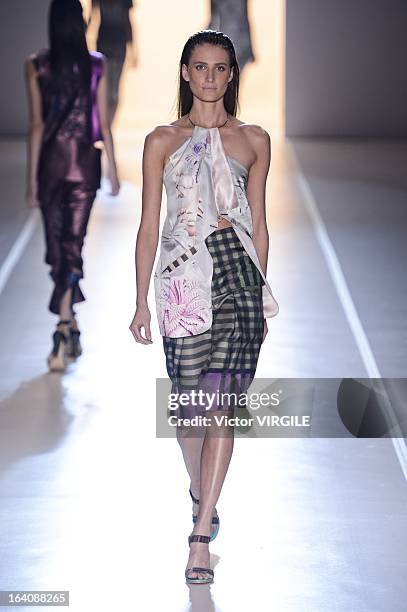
[162,227,264,395]
[209,226,264,296]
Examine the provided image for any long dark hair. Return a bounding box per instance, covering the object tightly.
[48,0,91,90]
[177,30,240,119]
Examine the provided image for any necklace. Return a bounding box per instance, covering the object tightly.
[187,113,229,129]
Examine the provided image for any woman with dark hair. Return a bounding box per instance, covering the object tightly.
[25,0,120,372]
[208,0,255,72]
[129,30,279,584]
[91,0,137,125]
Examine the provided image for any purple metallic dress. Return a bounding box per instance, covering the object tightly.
[32,49,104,314]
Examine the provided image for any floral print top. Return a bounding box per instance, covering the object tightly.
[154,126,279,337]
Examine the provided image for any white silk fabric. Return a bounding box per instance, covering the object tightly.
[153,125,279,338]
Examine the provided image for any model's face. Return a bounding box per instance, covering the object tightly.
[182,43,234,103]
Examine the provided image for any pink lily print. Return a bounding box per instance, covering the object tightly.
[161,277,210,337]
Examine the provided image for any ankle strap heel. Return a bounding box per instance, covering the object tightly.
[188,534,210,545]
[189,488,220,542]
[57,319,72,327]
[185,533,214,584]
[189,488,200,505]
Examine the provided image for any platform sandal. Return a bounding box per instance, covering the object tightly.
[185,534,214,585]
[47,320,70,372]
[66,310,82,359]
[189,488,220,542]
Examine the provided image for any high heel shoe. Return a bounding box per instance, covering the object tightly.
[47,320,70,372]
[66,316,82,359]
[185,534,214,585]
[189,488,220,542]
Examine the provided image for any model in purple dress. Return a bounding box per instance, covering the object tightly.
[25,0,120,371]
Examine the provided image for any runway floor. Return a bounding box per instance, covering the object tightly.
[0,132,406,611]
[1,0,407,608]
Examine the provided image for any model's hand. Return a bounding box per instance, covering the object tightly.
[129,305,152,344]
[130,51,138,68]
[262,318,268,343]
[129,42,138,68]
[26,187,39,209]
[110,173,120,196]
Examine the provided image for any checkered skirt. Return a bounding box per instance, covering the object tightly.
[162,226,265,416]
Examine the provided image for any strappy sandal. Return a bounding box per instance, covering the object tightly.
[189,488,220,542]
[47,320,70,372]
[185,534,214,585]
[66,310,82,359]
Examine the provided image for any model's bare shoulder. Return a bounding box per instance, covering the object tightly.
[144,124,188,170]
[25,49,48,73]
[147,123,193,164]
[240,124,271,161]
[145,124,186,148]
[24,54,37,75]
[142,128,166,172]
[239,123,270,143]
[144,125,173,154]
[25,53,36,64]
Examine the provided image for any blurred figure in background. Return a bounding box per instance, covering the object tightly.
[208,0,255,72]
[91,0,137,125]
[24,0,120,372]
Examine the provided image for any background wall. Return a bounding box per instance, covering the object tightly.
[0,0,49,135]
[285,0,407,137]
[1,1,407,137]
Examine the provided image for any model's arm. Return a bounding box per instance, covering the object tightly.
[96,57,120,195]
[246,126,271,282]
[246,126,274,337]
[87,2,101,49]
[24,57,43,208]
[129,128,166,345]
[127,1,138,67]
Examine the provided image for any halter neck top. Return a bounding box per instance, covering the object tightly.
[153,125,279,337]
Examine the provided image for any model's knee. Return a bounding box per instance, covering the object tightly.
[176,424,206,439]
[206,411,234,438]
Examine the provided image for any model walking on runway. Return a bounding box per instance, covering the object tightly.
[91,0,137,125]
[129,30,279,584]
[208,0,255,72]
[25,0,120,372]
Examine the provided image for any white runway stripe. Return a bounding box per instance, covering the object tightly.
[0,210,38,297]
[289,143,407,482]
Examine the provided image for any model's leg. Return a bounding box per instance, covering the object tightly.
[39,183,63,310]
[176,425,206,518]
[49,183,95,354]
[39,183,72,368]
[106,52,126,126]
[39,185,70,323]
[165,332,213,515]
[185,414,234,580]
[55,288,73,335]
[58,182,95,317]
